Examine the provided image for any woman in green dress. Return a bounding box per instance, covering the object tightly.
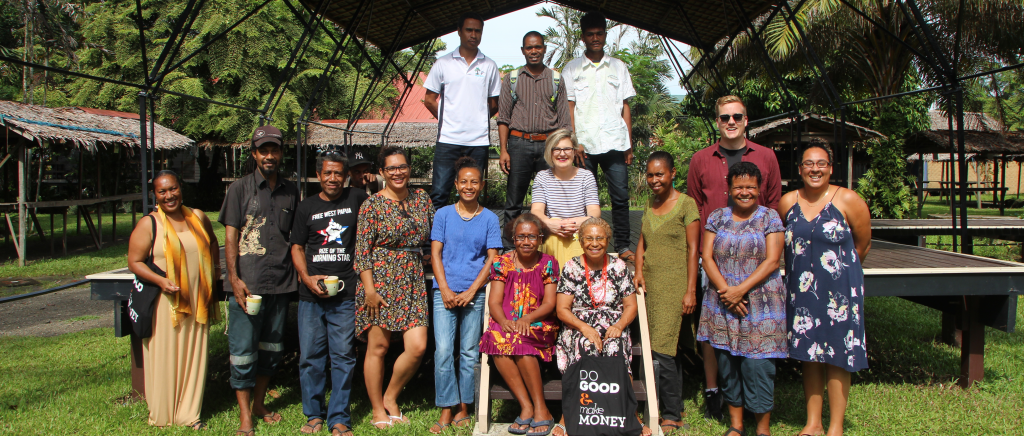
[634,151,701,434]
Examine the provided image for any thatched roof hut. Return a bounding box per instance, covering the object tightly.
[904,110,1024,157]
[304,119,499,148]
[0,100,192,151]
[748,112,886,144]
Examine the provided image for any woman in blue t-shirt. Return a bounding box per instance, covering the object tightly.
[428,156,503,433]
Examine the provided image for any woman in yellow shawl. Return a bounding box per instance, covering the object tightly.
[128,170,220,429]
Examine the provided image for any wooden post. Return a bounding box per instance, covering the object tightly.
[475,283,492,436]
[634,290,662,435]
[17,143,26,266]
[77,151,83,236]
[959,296,985,388]
[61,208,67,256]
[999,154,1007,216]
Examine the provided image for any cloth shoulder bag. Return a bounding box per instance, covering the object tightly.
[562,355,643,436]
[128,215,166,338]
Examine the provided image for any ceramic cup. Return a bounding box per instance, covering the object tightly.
[245,295,262,316]
[324,276,341,296]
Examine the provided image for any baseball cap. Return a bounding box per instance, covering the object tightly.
[348,149,372,167]
[251,126,283,148]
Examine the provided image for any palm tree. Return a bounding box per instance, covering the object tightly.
[687,0,1024,117]
[536,6,625,69]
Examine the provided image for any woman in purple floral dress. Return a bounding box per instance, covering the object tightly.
[697,162,787,436]
[780,144,871,436]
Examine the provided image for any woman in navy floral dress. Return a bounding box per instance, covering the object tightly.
[780,144,871,436]
[697,162,787,436]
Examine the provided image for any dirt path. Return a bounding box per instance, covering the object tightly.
[0,284,113,337]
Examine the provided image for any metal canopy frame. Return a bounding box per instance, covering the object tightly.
[6,0,1023,389]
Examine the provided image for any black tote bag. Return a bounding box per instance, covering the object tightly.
[561,355,643,436]
[128,216,166,338]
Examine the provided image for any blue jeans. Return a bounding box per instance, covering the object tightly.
[584,150,631,253]
[228,294,290,390]
[432,289,486,407]
[431,142,490,210]
[298,299,357,429]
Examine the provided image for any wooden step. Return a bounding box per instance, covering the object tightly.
[490,379,648,401]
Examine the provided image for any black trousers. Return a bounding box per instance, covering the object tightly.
[501,135,549,224]
[653,351,684,421]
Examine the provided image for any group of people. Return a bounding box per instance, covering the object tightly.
[124,9,874,436]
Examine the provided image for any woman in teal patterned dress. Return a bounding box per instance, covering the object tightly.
[697,162,787,436]
[354,147,434,429]
[779,144,871,436]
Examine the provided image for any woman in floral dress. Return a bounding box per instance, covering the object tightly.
[480,213,560,435]
[553,217,650,436]
[354,147,434,429]
[780,144,871,436]
[697,162,787,436]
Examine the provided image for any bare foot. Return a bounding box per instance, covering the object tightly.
[382,398,407,423]
[371,409,393,429]
[252,404,281,424]
[331,423,354,436]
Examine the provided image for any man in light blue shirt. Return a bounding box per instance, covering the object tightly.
[562,11,637,261]
[423,12,501,210]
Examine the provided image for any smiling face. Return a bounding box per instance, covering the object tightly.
[379,153,410,190]
[317,160,346,198]
[645,159,676,197]
[581,26,607,54]
[521,34,546,67]
[458,18,483,51]
[153,175,182,214]
[513,221,541,258]
[252,143,282,175]
[456,166,482,203]
[729,174,760,214]
[799,147,832,190]
[717,102,748,141]
[580,224,609,264]
[549,138,576,170]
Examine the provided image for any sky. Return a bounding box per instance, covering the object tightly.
[433,4,688,96]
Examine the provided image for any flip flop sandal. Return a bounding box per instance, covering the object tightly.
[189,420,207,431]
[723,427,747,436]
[300,418,324,434]
[388,413,410,424]
[261,412,282,424]
[452,416,473,427]
[235,428,255,436]
[661,422,690,433]
[527,419,555,436]
[331,424,354,436]
[429,421,451,434]
[551,423,567,436]
[372,420,393,430]
[508,416,533,435]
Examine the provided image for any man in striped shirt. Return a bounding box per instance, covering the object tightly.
[497,31,572,226]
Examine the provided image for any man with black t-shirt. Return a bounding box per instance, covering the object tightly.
[290,152,369,436]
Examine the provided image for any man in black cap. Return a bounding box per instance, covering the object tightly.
[219,125,299,434]
[344,149,382,195]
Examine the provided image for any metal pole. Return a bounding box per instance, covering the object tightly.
[138,93,149,213]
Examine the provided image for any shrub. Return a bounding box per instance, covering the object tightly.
[855,138,916,219]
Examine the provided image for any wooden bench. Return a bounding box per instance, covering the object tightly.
[475,286,662,435]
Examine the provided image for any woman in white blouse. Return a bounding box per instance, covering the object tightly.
[530,129,602,267]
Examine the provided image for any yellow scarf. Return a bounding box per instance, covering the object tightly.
[159,206,219,327]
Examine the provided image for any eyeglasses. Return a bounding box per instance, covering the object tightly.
[383,164,411,174]
[552,147,575,156]
[718,113,745,123]
[581,236,606,243]
[800,160,831,169]
[514,234,540,242]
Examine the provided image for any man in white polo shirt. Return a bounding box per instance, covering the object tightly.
[423,12,500,210]
[562,10,637,262]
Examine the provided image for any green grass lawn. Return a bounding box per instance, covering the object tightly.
[0,296,1021,435]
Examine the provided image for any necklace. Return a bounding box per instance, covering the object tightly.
[583,256,608,309]
[456,201,481,221]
